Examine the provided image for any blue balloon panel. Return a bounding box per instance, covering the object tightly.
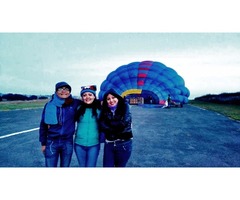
[99,60,190,104]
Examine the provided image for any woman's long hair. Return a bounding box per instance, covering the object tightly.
[75,99,101,122]
[101,89,126,117]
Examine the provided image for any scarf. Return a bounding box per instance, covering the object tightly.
[44,94,67,124]
[108,104,117,115]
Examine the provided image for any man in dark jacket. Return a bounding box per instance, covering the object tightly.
[39,81,80,167]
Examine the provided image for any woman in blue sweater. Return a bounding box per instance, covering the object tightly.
[74,85,102,167]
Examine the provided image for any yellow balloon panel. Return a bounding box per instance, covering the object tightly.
[121,89,142,97]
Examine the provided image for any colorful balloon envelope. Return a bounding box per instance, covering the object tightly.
[99,60,190,104]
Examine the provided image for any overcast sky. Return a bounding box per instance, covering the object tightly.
[1,1,240,100]
[1,0,240,198]
[0,32,239,99]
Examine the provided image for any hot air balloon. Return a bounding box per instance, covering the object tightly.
[99,61,190,104]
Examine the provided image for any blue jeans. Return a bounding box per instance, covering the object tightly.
[103,139,132,167]
[74,143,100,167]
[44,138,73,167]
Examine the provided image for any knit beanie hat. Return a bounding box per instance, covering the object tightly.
[55,81,72,92]
[80,85,97,96]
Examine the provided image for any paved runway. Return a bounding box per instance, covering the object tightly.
[0,104,240,167]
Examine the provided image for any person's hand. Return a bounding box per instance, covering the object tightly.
[41,145,46,153]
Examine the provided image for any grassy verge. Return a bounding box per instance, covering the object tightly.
[189,100,240,121]
[0,99,48,111]
[1,99,239,122]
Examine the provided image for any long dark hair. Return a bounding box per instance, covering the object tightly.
[101,89,126,116]
[75,99,101,122]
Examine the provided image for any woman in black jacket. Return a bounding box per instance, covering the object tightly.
[99,89,133,167]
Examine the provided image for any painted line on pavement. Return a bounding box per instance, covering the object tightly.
[0,127,39,139]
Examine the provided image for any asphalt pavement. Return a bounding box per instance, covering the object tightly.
[0,104,240,167]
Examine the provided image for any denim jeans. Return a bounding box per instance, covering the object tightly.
[103,139,132,167]
[44,138,73,167]
[74,143,100,167]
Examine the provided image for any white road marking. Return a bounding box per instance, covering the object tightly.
[0,127,39,139]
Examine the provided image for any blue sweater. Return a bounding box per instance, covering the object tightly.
[74,108,100,147]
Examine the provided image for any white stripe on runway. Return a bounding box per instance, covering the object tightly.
[0,127,39,139]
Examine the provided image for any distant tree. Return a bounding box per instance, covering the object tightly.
[2,93,28,101]
[38,96,48,100]
[2,93,14,101]
[194,92,240,105]
[28,95,38,100]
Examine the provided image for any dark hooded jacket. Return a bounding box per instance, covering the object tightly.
[39,95,80,146]
[99,89,133,141]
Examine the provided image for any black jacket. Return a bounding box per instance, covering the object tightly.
[99,89,133,141]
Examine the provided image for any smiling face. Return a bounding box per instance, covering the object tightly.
[56,87,71,99]
[82,92,95,104]
[106,94,118,107]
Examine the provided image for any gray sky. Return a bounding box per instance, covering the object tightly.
[1,0,240,198]
[1,33,240,99]
[1,1,240,100]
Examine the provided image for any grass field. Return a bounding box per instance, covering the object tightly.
[0,99,239,121]
[0,99,48,111]
[189,100,240,121]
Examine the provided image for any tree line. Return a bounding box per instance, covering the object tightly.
[0,93,49,101]
[194,92,240,105]
[1,92,239,105]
